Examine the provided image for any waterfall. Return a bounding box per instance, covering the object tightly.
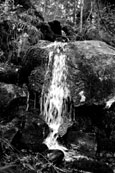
[40,42,82,161]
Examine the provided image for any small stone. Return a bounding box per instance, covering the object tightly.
[47,149,64,165]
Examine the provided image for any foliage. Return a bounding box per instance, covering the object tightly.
[0,0,44,63]
[0,134,69,173]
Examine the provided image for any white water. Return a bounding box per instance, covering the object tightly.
[41,42,87,161]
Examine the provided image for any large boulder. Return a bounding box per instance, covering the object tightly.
[37,40,115,109]
[21,40,115,110]
[64,41,115,107]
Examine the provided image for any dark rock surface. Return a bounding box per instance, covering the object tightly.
[48,20,62,36]
[19,44,48,84]
[62,24,76,41]
[11,116,49,152]
[0,82,27,120]
[28,66,45,94]
[36,21,68,42]
[0,63,20,84]
[96,129,115,155]
[0,143,3,161]
[66,41,115,107]
[62,129,96,157]
[71,158,113,173]
[28,66,46,109]
[36,22,55,42]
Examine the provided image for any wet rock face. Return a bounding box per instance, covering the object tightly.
[28,66,46,109]
[28,66,45,94]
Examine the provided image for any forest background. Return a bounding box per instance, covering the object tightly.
[0,0,115,173]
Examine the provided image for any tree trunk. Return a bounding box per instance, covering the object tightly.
[80,0,84,32]
[43,0,49,21]
[73,0,77,26]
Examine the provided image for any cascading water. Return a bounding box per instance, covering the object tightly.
[40,42,87,161]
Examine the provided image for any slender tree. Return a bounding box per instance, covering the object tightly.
[80,0,84,32]
[73,0,77,25]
